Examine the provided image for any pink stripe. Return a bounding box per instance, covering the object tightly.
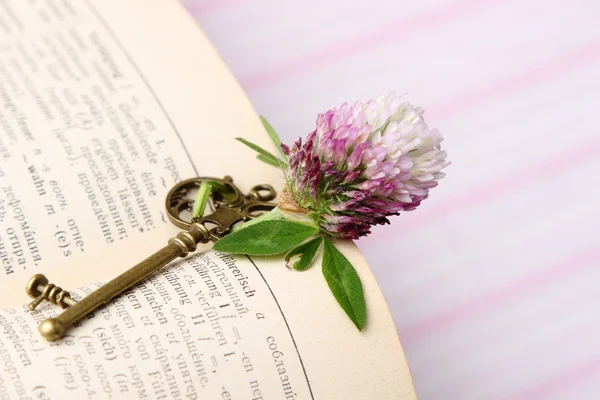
[183,0,247,15]
[428,41,600,120]
[239,0,507,90]
[358,41,600,244]
[399,247,600,342]
[507,356,600,400]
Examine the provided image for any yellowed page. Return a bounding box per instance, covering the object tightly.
[0,248,415,399]
[0,0,416,398]
[0,0,278,298]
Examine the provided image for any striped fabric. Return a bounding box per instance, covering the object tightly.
[181,1,600,398]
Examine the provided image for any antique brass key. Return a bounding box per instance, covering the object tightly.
[25,176,276,341]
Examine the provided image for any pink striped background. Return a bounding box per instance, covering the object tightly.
[182,0,600,398]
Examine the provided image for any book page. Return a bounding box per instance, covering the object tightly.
[0,0,416,398]
[0,0,280,300]
[0,249,412,399]
[0,251,319,399]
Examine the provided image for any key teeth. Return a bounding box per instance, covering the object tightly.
[25,274,74,310]
[26,274,49,299]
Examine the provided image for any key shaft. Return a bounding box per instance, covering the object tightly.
[28,176,277,342]
[38,223,210,341]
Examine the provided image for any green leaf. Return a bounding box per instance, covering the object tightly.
[192,181,212,218]
[285,236,323,271]
[236,137,281,165]
[213,220,318,256]
[256,154,287,169]
[231,207,285,232]
[260,116,288,161]
[322,238,366,330]
[211,181,237,203]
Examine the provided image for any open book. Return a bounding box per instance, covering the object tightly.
[0,1,415,398]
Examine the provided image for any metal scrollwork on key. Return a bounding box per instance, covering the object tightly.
[25,176,276,341]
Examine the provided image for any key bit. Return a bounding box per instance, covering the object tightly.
[26,274,77,311]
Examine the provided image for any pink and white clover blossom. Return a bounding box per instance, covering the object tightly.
[281,93,450,239]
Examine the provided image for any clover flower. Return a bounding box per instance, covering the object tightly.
[212,93,450,330]
[280,93,450,239]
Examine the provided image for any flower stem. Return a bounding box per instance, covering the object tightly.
[192,181,213,218]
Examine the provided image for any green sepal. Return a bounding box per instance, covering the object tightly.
[256,154,287,169]
[321,238,366,331]
[285,236,323,271]
[260,116,288,161]
[235,137,281,166]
